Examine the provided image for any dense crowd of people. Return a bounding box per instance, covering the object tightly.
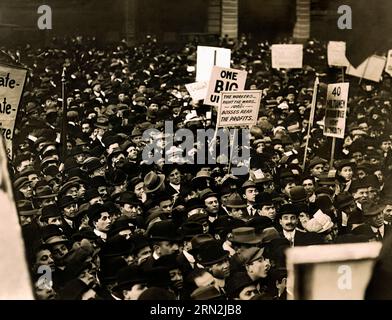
[7,35,392,300]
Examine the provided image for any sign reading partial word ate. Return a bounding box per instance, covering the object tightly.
[271,44,303,69]
[0,65,27,158]
[323,83,349,139]
[196,46,231,83]
[217,90,262,127]
[205,66,247,107]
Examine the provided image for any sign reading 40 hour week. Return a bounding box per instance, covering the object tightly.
[323,83,349,139]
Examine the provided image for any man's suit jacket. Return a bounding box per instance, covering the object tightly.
[352,223,392,241]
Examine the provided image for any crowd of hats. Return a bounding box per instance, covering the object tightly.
[7,34,392,300]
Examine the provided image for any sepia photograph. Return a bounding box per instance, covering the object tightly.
[0,0,391,305]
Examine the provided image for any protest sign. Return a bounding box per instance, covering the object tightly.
[204,66,247,107]
[327,41,350,67]
[385,50,392,77]
[346,55,386,82]
[271,44,303,69]
[217,90,261,127]
[0,64,27,158]
[323,83,349,139]
[286,242,381,300]
[185,81,208,101]
[196,46,231,82]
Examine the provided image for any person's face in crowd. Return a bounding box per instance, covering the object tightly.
[159,199,173,216]
[220,194,231,206]
[302,179,315,196]
[156,241,179,256]
[194,271,216,288]
[66,142,73,151]
[342,201,358,215]
[35,249,55,272]
[274,143,284,153]
[127,146,138,160]
[20,215,32,226]
[92,166,106,177]
[93,84,101,93]
[169,268,183,291]
[131,135,143,147]
[255,142,264,154]
[118,93,126,103]
[357,169,367,180]
[298,212,310,229]
[19,183,33,198]
[28,173,40,188]
[310,164,325,178]
[280,214,298,231]
[353,187,369,204]
[352,152,363,162]
[65,186,79,199]
[368,187,379,201]
[78,184,86,198]
[381,140,392,153]
[107,143,120,155]
[97,185,108,200]
[51,243,69,265]
[75,153,86,164]
[260,204,276,221]
[89,196,104,205]
[134,182,145,199]
[41,197,57,207]
[137,85,146,94]
[82,123,92,134]
[94,212,112,232]
[368,212,385,228]
[283,182,296,196]
[121,203,140,218]
[229,208,246,220]
[209,258,230,279]
[344,136,353,147]
[81,289,97,300]
[383,204,392,223]
[339,166,353,182]
[136,246,152,265]
[374,170,384,184]
[236,284,258,300]
[168,169,181,185]
[63,203,79,219]
[204,196,220,215]
[123,283,148,300]
[111,153,126,168]
[185,190,198,202]
[244,187,258,203]
[246,255,271,279]
[35,280,56,300]
[48,216,62,227]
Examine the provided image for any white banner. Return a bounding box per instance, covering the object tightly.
[185,81,208,101]
[323,83,349,139]
[346,55,386,82]
[0,65,27,158]
[196,46,231,82]
[204,66,247,107]
[271,44,303,69]
[217,90,262,127]
[327,41,350,67]
[385,50,392,77]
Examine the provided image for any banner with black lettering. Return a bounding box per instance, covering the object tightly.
[323,83,349,139]
[0,64,27,158]
[204,66,247,107]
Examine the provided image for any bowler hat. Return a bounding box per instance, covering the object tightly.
[240,247,265,265]
[13,176,30,190]
[143,171,165,194]
[196,240,229,266]
[108,217,136,238]
[228,227,262,245]
[245,216,273,233]
[113,265,147,292]
[308,157,327,169]
[35,185,57,199]
[180,222,204,240]
[225,193,247,209]
[58,195,78,209]
[17,200,39,216]
[116,192,141,206]
[334,192,355,210]
[41,204,62,220]
[225,272,255,298]
[362,201,386,217]
[148,220,182,242]
[335,159,356,171]
[199,188,218,202]
[276,203,298,219]
[191,285,223,300]
[289,186,307,203]
[189,234,214,256]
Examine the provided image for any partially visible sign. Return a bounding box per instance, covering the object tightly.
[0,65,27,158]
[185,81,208,101]
[327,41,350,67]
[286,242,381,300]
[196,46,231,82]
[385,50,392,77]
[204,66,247,107]
[323,83,349,139]
[217,90,262,127]
[271,44,303,69]
[346,55,386,82]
